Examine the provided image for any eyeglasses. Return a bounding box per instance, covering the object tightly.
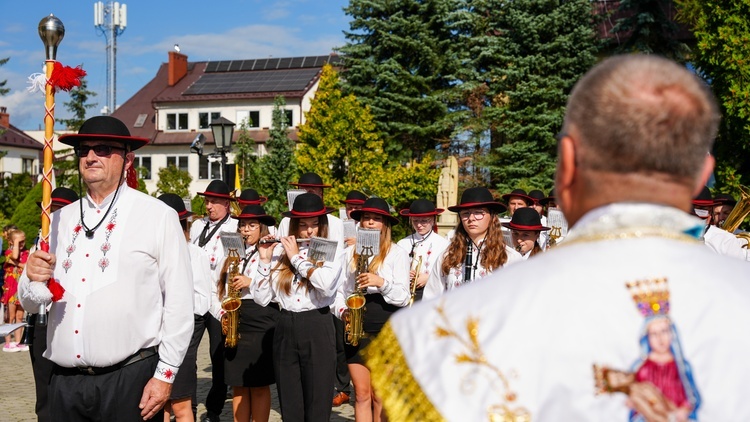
[412,217,434,225]
[459,210,488,221]
[74,144,127,157]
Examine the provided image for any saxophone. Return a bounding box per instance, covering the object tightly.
[344,247,372,346]
[221,248,242,348]
[408,255,423,308]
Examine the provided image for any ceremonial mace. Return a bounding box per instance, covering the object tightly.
[36,15,65,326]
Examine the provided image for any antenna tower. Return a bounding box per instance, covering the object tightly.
[94,1,127,115]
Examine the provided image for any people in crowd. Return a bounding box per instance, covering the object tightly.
[253,193,342,421]
[190,179,239,422]
[364,54,750,421]
[397,199,449,304]
[158,193,213,422]
[19,115,194,420]
[423,187,522,299]
[3,228,28,352]
[218,204,279,422]
[502,207,550,260]
[334,197,410,421]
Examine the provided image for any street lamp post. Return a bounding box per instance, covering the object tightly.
[209,117,235,185]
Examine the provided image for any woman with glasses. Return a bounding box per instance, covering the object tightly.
[423,187,522,299]
[334,197,410,422]
[214,205,279,422]
[397,199,449,304]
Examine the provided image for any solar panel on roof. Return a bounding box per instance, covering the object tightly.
[229,61,242,72]
[202,55,339,73]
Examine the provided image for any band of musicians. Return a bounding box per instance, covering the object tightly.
[13,54,750,422]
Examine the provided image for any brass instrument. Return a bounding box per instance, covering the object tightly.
[220,248,242,348]
[344,247,372,346]
[229,190,242,217]
[719,185,750,248]
[408,256,423,308]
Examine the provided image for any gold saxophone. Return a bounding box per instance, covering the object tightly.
[344,247,372,346]
[221,248,242,348]
[408,255,423,308]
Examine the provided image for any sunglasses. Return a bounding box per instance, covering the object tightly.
[74,144,127,157]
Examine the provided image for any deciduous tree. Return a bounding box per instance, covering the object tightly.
[257,96,297,218]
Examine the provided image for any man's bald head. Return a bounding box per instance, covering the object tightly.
[564,54,719,183]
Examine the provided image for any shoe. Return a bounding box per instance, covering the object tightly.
[2,343,19,353]
[332,391,350,407]
[16,344,29,352]
[201,412,220,422]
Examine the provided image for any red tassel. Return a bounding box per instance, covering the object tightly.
[126,166,138,189]
[48,279,66,302]
[49,62,86,93]
[40,241,65,302]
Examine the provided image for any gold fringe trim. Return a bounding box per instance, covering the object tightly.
[364,320,446,422]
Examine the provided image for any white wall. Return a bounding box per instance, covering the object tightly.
[0,146,40,175]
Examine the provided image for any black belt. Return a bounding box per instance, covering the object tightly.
[54,346,158,376]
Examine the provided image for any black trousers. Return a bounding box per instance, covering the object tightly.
[332,314,351,394]
[28,314,54,422]
[49,354,162,421]
[274,308,336,422]
[198,312,227,415]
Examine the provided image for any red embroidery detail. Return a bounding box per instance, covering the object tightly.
[74,225,82,233]
[164,369,174,379]
[106,222,116,231]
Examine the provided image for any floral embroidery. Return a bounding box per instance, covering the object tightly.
[434,301,530,421]
[156,366,175,380]
[64,210,118,273]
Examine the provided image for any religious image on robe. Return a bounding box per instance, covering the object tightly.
[594,278,701,421]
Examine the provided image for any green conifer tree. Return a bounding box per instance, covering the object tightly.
[258,96,297,219]
[339,0,459,161]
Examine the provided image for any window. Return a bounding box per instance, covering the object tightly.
[134,113,148,128]
[236,110,260,129]
[198,111,221,129]
[284,109,293,127]
[166,113,188,130]
[199,155,223,180]
[21,158,34,174]
[133,156,152,180]
[166,156,189,173]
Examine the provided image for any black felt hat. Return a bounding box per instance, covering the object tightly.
[714,193,737,206]
[350,197,400,225]
[37,187,79,208]
[528,189,545,205]
[289,172,331,188]
[501,188,533,206]
[237,189,268,205]
[540,188,556,206]
[59,116,149,151]
[158,193,193,220]
[341,190,367,205]
[232,204,276,227]
[448,187,507,214]
[281,192,335,218]
[198,180,235,200]
[501,207,550,231]
[399,199,444,217]
[692,186,716,207]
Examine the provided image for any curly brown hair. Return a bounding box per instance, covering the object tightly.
[441,213,508,275]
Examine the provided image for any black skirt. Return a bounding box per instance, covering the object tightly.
[170,315,203,400]
[224,299,279,387]
[344,293,399,365]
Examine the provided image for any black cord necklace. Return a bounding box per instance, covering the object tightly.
[78,166,124,239]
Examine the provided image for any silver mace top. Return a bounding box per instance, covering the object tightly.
[38,14,65,61]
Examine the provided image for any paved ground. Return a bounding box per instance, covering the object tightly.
[0,328,354,421]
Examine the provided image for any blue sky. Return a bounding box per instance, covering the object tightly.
[0,0,350,130]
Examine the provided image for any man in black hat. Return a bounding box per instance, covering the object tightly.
[19,115,194,421]
[189,179,238,422]
[365,55,750,420]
